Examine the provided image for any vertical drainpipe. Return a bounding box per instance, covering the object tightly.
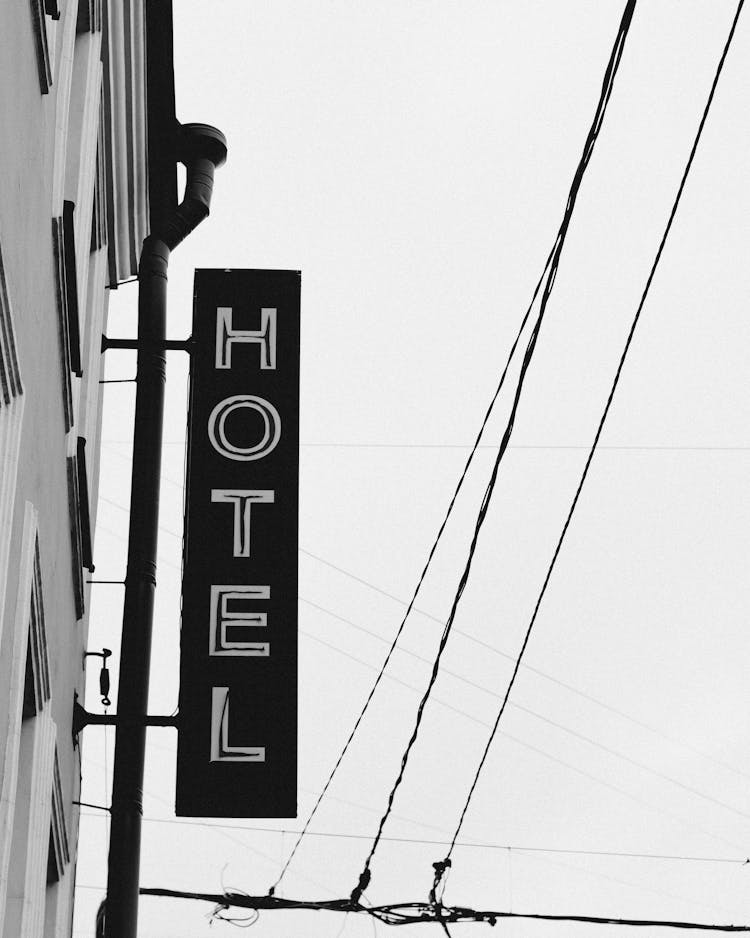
[104,123,227,938]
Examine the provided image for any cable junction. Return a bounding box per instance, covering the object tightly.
[139,888,750,932]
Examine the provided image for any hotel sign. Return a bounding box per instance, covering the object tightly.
[176,269,299,818]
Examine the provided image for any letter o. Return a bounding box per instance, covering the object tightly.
[207,395,281,461]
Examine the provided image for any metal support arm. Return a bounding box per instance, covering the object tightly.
[101,335,193,352]
[72,697,179,739]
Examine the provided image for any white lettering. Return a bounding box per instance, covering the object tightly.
[207,395,281,462]
[209,584,269,656]
[215,307,277,370]
[211,489,274,557]
[210,687,265,762]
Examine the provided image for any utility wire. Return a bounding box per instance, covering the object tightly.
[106,486,749,832]
[303,600,750,823]
[99,457,750,817]
[304,627,747,854]
[299,546,750,784]
[138,888,750,932]
[299,443,750,451]
[97,489,750,784]
[350,0,637,903]
[103,439,750,450]
[516,845,742,922]
[442,0,746,873]
[111,814,748,865]
[267,137,556,898]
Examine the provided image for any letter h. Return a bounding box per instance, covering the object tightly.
[216,307,277,370]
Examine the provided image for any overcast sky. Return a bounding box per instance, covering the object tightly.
[74,3,750,937]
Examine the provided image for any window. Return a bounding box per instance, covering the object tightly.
[29,0,57,94]
[43,755,70,938]
[63,202,82,378]
[66,436,93,620]
[0,507,65,936]
[77,0,102,35]
[0,239,24,653]
[52,201,82,431]
[76,436,93,571]
[0,241,22,409]
[90,111,108,254]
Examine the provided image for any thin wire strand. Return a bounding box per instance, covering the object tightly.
[96,453,750,812]
[515,844,742,921]
[97,488,750,784]
[351,0,637,901]
[103,707,111,843]
[445,0,746,862]
[302,600,750,823]
[303,628,748,854]
[298,443,750,450]
[102,440,750,450]
[299,546,750,784]
[81,813,749,864]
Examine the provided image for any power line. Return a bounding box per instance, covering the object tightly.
[299,546,750,784]
[96,489,750,787]
[78,749,341,899]
[302,599,750,823]
[102,440,750,450]
[299,443,750,452]
[80,819,750,923]
[268,147,556,899]
[85,814,746,866]
[303,628,747,854]
[515,843,744,921]
[90,494,750,849]
[443,0,746,873]
[350,0,637,901]
[137,888,750,932]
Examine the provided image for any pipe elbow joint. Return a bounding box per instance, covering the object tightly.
[160,123,228,250]
[178,123,228,170]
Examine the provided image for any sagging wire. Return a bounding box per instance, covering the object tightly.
[350,0,637,906]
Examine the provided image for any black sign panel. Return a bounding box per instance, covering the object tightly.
[176,269,299,818]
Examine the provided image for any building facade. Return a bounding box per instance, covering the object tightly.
[0,2,149,934]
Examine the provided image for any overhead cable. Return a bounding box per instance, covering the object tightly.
[299,546,750,783]
[350,0,637,904]
[304,627,747,854]
[303,600,750,823]
[122,815,749,865]
[440,0,746,880]
[97,488,750,783]
[266,105,557,902]
[139,888,750,932]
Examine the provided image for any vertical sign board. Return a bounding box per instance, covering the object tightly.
[176,269,299,818]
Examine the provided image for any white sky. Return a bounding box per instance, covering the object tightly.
[74,3,750,937]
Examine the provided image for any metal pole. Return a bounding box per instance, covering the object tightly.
[104,124,226,938]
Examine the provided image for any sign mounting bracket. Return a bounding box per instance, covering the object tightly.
[101,335,194,352]
[72,694,179,741]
